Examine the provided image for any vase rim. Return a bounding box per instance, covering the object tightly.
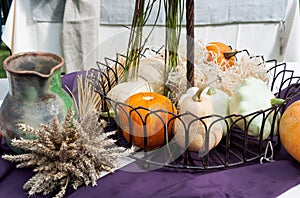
[3,51,65,78]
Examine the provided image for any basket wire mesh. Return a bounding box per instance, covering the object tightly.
[88,51,300,171]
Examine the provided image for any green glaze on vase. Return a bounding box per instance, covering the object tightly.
[0,52,75,153]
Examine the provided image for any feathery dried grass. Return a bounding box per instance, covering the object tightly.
[2,109,133,198]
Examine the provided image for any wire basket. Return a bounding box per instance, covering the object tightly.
[89,53,300,171]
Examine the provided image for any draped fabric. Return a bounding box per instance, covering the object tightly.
[61,0,100,72]
[100,0,288,25]
[2,0,298,73]
[31,0,66,23]
[31,0,100,72]
[30,0,288,25]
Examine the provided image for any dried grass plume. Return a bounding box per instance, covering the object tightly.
[2,109,133,198]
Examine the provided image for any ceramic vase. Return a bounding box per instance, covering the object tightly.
[0,52,75,152]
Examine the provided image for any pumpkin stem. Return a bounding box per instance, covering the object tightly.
[192,76,221,102]
[270,98,285,106]
[192,84,207,102]
[223,50,241,59]
[206,87,217,96]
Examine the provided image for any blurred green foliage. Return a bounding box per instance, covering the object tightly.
[0,43,10,78]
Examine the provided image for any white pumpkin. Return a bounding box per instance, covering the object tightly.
[107,78,153,104]
[201,87,231,136]
[138,56,166,95]
[174,87,223,156]
[179,86,230,136]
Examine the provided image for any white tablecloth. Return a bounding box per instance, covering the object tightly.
[2,0,300,72]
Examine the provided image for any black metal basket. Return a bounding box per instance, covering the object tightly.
[89,53,300,171]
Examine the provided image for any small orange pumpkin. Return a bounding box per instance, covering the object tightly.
[118,92,177,150]
[279,101,300,162]
[205,41,235,69]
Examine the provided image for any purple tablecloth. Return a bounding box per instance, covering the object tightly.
[0,72,299,197]
[0,140,300,198]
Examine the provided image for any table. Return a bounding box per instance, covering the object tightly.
[1,63,300,197]
[0,134,300,198]
[1,0,300,73]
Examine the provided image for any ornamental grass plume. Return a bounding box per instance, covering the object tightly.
[2,109,133,198]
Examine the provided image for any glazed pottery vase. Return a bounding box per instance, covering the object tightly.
[0,52,75,152]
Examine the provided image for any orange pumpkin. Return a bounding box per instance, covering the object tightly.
[279,101,300,162]
[205,42,235,69]
[118,92,177,150]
